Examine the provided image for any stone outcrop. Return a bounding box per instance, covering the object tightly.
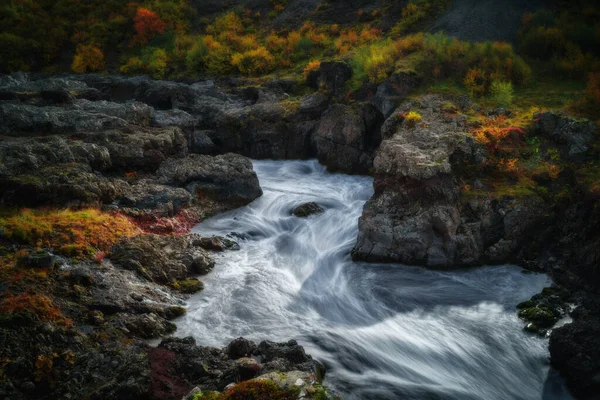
[110,234,215,283]
[352,95,549,267]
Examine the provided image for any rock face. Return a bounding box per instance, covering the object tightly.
[352,95,548,267]
[314,103,383,173]
[549,299,600,399]
[0,74,265,217]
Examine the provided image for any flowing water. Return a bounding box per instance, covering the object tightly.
[176,160,572,400]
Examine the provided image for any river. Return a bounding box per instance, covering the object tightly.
[175,159,572,400]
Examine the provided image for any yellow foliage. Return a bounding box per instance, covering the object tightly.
[0,209,140,258]
[405,111,422,127]
[231,46,275,75]
[71,44,105,73]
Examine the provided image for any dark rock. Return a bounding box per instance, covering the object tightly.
[117,312,176,338]
[292,202,324,217]
[0,163,126,207]
[194,236,240,251]
[110,234,215,283]
[227,338,257,359]
[353,95,546,267]
[550,314,600,399]
[306,61,352,95]
[190,130,217,154]
[16,251,57,269]
[373,72,421,118]
[0,103,128,134]
[157,153,262,206]
[116,181,193,218]
[313,104,373,174]
[40,89,75,105]
[534,111,596,162]
[74,126,188,172]
[152,108,200,129]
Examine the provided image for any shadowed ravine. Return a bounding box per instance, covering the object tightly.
[176,160,573,400]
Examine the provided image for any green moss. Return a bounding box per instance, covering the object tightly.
[516,300,535,309]
[517,306,558,328]
[171,278,204,294]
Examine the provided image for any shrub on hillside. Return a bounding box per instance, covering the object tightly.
[489,80,514,106]
[231,47,275,75]
[71,44,105,73]
[133,8,166,45]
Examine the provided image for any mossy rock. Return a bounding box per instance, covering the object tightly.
[516,300,535,309]
[171,278,204,294]
[292,202,324,218]
[517,306,558,328]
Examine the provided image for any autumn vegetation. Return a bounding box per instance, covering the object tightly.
[0,209,140,259]
[0,1,596,114]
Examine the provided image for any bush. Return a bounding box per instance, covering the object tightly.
[186,40,209,72]
[148,48,168,79]
[133,8,166,45]
[464,68,487,97]
[404,111,422,128]
[489,80,514,106]
[231,47,275,75]
[71,44,105,73]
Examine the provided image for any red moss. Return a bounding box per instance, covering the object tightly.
[130,209,200,235]
[147,347,191,400]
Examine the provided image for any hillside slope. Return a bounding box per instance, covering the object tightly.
[431,0,547,42]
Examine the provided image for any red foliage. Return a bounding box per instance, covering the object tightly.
[133,8,165,44]
[130,209,199,235]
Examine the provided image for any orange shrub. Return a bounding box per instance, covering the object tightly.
[463,67,487,97]
[133,8,166,44]
[71,44,105,73]
[0,294,72,326]
[303,60,321,79]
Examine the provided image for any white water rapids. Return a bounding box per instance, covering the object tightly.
[175,159,573,400]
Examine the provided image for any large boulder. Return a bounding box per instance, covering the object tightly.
[115,181,193,218]
[157,153,263,206]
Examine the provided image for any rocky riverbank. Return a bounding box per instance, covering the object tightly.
[0,67,598,399]
[0,71,344,399]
